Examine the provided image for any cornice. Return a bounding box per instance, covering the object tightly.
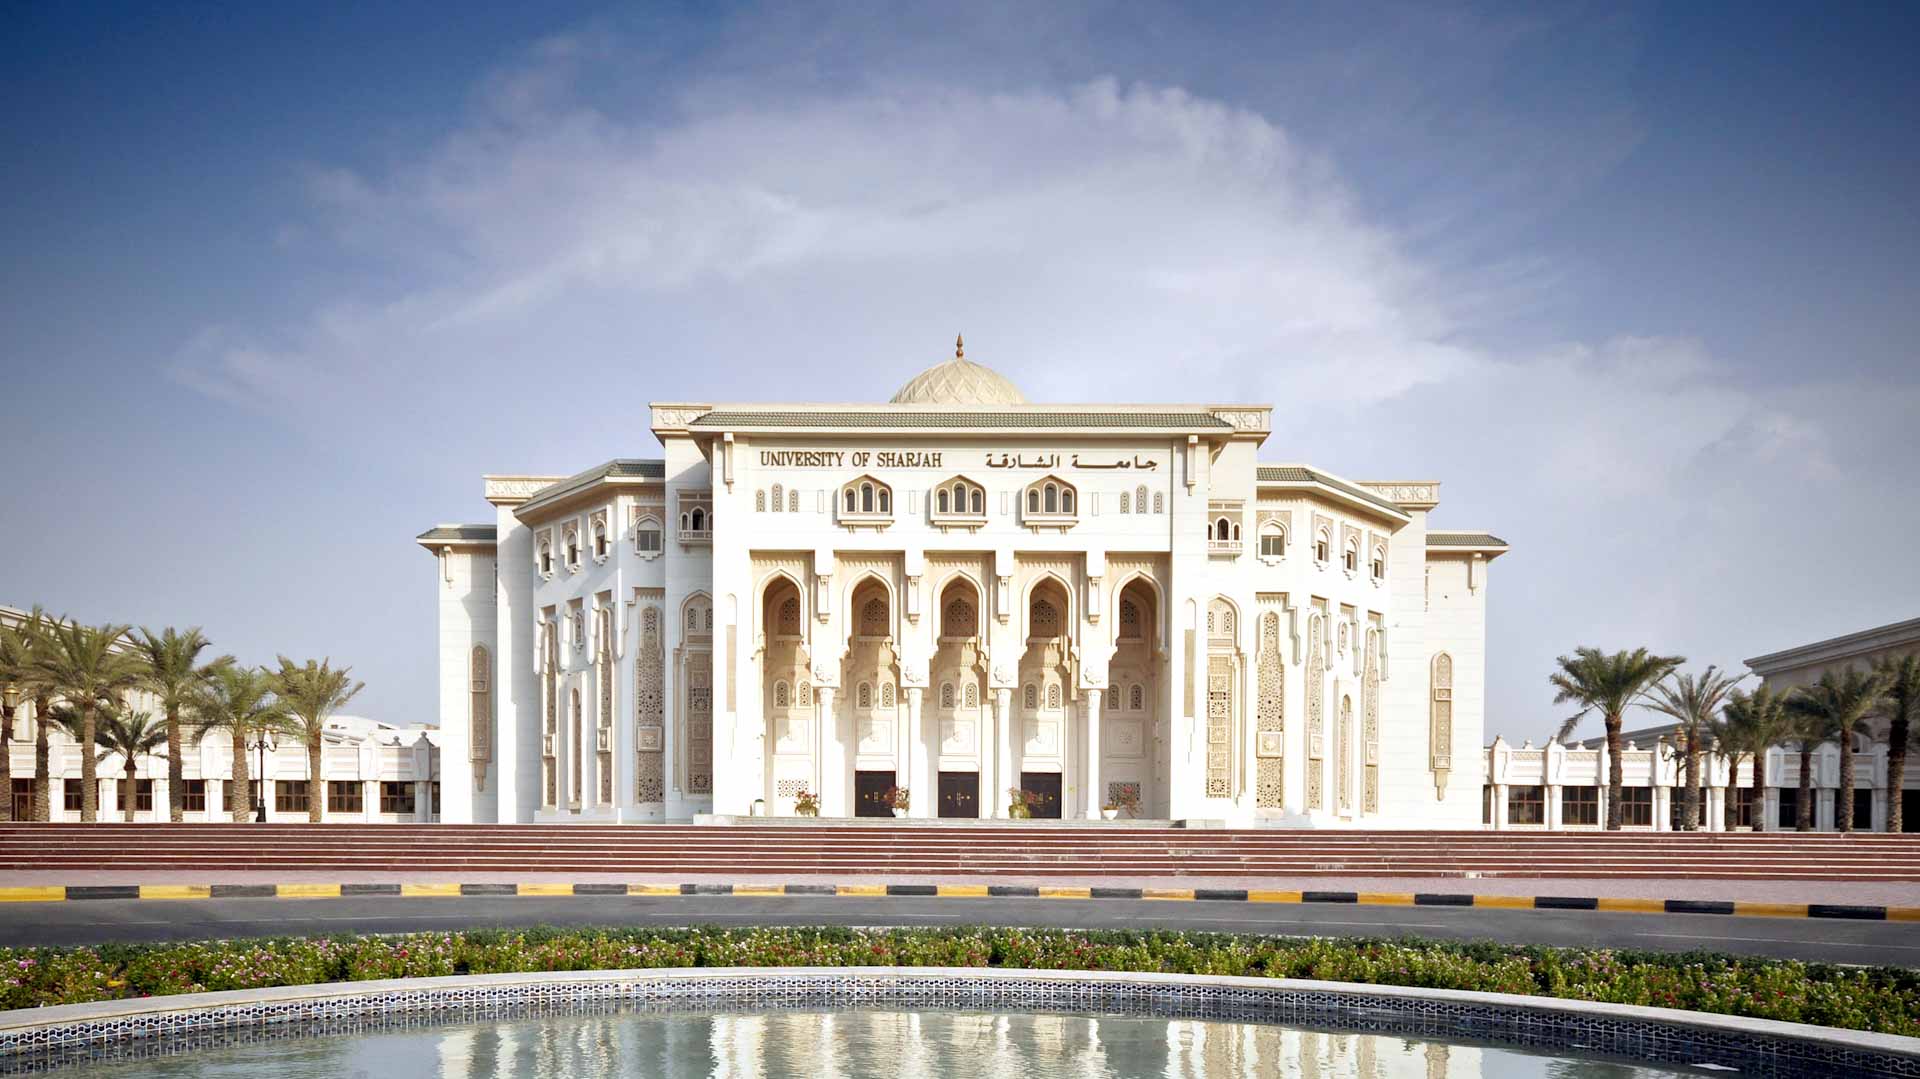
[1745,616,1920,674]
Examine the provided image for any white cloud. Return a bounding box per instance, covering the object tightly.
[169,34,1920,739]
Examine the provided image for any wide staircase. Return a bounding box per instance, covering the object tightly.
[4,824,1920,880]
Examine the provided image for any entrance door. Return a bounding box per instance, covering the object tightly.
[1905,789,1920,833]
[1021,771,1063,819]
[938,771,979,818]
[854,770,895,818]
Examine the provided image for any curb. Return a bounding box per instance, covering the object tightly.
[0,883,1912,921]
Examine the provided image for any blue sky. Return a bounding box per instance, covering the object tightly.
[3,2,1917,741]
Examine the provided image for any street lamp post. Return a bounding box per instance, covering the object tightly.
[252,730,277,823]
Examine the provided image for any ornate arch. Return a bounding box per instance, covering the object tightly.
[756,570,808,640]
[1020,571,1077,641]
[1108,571,1165,645]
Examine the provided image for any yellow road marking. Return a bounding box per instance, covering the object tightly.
[398,882,459,898]
[1887,907,1920,923]
[1471,894,1535,910]
[1038,887,1091,899]
[1247,890,1303,904]
[1356,892,1416,907]
[734,884,783,896]
[629,884,681,896]
[1141,888,1195,901]
[518,882,574,897]
[137,885,209,900]
[837,884,887,897]
[0,887,66,903]
[1733,902,1809,919]
[276,883,342,899]
[1595,897,1665,914]
[936,885,990,897]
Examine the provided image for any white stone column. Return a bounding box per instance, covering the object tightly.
[904,687,925,818]
[993,688,1013,818]
[816,686,840,816]
[1085,688,1103,819]
[1493,783,1508,829]
[1546,784,1561,831]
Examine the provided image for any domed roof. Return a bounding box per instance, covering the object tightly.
[889,336,1027,406]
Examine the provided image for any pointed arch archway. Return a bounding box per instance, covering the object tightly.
[930,574,988,816]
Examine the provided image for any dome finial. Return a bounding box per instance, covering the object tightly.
[955,333,964,359]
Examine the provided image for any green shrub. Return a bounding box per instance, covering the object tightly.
[0,928,1912,1036]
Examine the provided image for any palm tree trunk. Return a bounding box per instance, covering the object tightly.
[1838,734,1855,832]
[1605,714,1624,830]
[308,739,323,824]
[32,697,50,822]
[123,762,136,823]
[79,702,98,823]
[1683,742,1699,831]
[1889,719,1908,834]
[229,728,251,822]
[1722,751,1738,832]
[1797,744,1814,831]
[166,705,184,823]
[1750,750,1765,832]
[0,700,13,823]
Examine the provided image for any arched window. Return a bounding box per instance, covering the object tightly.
[1030,598,1061,638]
[942,597,976,638]
[1315,530,1331,563]
[1045,483,1058,513]
[690,507,706,531]
[1130,683,1144,711]
[857,682,872,709]
[880,682,895,708]
[1260,524,1285,558]
[951,482,966,509]
[861,482,875,513]
[771,484,783,513]
[844,488,857,513]
[1027,489,1040,513]
[1046,684,1061,709]
[593,522,608,559]
[878,487,890,513]
[1119,599,1140,638]
[1214,517,1231,541]
[798,682,811,706]
[1119,492,1130,514]
[1152,492,1164,513]
[539,541,554,576]
[860,597,889,637]
[940,683,955,709]
[773,681,790,708]
[937,488,950,513]
[755,490,766,512]
[963,682,977,708]
[788,490,799,513]
[840,477,893,522]
[1371,547,1387,581]
[776,596,801,636]
[1024,684,1037,710]
[969,488,983,514]
[1344,538,1360,572]
[636,517,662,554]
[565,529,580,569]
[1137,486,1148,514]
[687,608,699,631]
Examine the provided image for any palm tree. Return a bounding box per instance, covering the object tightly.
[1876,655,1919,834]
[1643,665,1745,831]
[1551,647,1686,830]
[192,662,285,822]
[1716,685,1789,832]
[133,627,213,823]
[26,621,143,822]
[0,620,27,822]
[93,707,169,822]
[6,608,58,821]
[271,657,363,823]
[1787,668,1889,832]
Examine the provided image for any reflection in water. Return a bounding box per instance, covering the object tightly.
[55,1010,1706,1078]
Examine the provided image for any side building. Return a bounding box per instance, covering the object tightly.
[421,348,1510,826]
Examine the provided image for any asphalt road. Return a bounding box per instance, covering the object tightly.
[4,895,1916,964]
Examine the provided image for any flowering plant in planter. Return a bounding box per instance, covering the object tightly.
[793,789,820,817]
[881,785,909,813]
[1113,787,1141,817]
[1007,788,1040,819]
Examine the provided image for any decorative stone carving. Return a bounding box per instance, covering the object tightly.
[1255,613,1284,808]
[1204,598,1237,799]
[1337,694,1353,812]
[1305,612,1324,810]
[1431,652,1454,800]
[1363,629,1381,815]
[542,623,559,808]
[596,608,614,806]
[469,644,492,792]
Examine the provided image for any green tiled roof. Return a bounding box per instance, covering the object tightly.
[689,411,1232,430]
[1255,466,1402,514]
[518,458,665,512]
[416,524,496,543]
[1427,532,1509,547]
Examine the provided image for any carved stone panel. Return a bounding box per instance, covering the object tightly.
[1362,630,1381,814]
[1305,612,1325,810]
[1255,613,1284,808]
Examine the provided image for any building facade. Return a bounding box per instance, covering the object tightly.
[1482,616,1920,832]
[1,605,441,823]
[420,347,1508,825]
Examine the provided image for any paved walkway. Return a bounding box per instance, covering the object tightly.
[7,868,1915,905]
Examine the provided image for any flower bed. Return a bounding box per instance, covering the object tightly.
[2,927,1914,1035]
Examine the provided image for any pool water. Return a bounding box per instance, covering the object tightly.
[47,1009,1712,1077]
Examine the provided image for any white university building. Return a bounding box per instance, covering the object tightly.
[418,345,1509,826]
